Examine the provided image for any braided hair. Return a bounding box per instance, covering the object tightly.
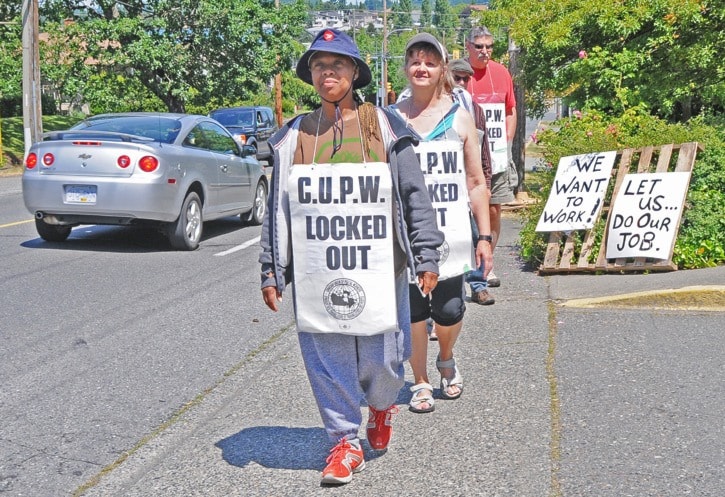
[353,91,381,159]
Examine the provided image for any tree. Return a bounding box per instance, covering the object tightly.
[419,0,432,29]
[477,0,725,121]
[0,1,22,101]
[40,0,308,113]
[0,0,21,20]
[432,0,456,42]
[457,8,473,46]
[395,0,413,29]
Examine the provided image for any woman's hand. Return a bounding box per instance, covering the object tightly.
[262,286,282,312]
[416,271,439,296]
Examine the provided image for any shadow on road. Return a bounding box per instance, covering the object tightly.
[19,216,253,253]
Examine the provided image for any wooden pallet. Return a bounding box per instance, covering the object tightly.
[539,142,701,274]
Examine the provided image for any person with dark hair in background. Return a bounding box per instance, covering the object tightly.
[449,57,495,305]
[259,28,443,485]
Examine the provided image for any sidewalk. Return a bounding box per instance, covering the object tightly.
[78,215,724,497]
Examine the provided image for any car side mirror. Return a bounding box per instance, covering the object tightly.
[240,145,257,158]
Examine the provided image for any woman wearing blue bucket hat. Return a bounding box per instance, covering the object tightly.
[259,28,443,485]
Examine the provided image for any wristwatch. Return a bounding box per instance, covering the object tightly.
[478,235,493,243]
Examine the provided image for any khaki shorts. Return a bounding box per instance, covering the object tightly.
[490,160,517,205]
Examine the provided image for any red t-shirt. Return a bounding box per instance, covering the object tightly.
[466,59,516,116]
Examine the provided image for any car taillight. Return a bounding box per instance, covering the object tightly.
[139,156,159,172]
[42,153,55,166]
[117,155,131,168]
[25,153,38,169]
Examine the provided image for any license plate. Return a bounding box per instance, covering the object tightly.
[65,185,97,204]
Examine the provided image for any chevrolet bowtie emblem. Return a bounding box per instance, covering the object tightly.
[78,153,92,160]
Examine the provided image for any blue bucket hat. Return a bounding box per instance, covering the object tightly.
[296,29,372,89]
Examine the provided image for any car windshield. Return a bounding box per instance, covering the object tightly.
[211,109,255,127]
[71,116,182,143]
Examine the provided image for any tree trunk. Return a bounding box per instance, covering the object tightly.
[680,96,692,121]
[166,95,185,114]
[508,35,526,194]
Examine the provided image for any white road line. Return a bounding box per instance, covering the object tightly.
[214,236,261,257]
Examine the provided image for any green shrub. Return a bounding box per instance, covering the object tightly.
[281,71,321,113]
[674,143,725,268]
[2,94,58,117]
[521,108,725,269]
[1,115,79,168]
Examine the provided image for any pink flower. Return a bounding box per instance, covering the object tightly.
[530,131,538,144]
[573,110,582,119]
[579,50,587,59]
[586,131,593,137]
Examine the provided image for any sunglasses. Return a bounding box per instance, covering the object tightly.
[472,43,494,50]
[331,105,343,159]
[453,75,471,83]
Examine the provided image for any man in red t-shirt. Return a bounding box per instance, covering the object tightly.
[464,26,517,299]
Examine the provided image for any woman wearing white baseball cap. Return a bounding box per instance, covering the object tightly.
[391,32,493,414]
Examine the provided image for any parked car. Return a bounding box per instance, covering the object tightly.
[22,112,268,250]
[208,106,278,164]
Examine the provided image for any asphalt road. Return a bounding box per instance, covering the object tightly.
[2,173,723,497]
[0,174,294,497]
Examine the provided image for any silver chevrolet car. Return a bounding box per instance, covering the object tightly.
[22,112,268,250]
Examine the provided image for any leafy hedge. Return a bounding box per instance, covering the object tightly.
[1,94,58,118]
[520,107,725,269]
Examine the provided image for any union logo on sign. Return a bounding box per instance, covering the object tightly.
[322,278,366,321]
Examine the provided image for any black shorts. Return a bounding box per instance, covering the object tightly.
[409,275,466,326]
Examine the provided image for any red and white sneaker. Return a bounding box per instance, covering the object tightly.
[321,438,365,485]
[366,405,399,450]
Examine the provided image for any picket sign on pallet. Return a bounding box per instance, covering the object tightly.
[539,142,702,274]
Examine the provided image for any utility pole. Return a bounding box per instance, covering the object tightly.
[274,0,283,125]
[382,0,388,106]
[22,0,42,154]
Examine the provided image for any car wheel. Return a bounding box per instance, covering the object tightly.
[243,180,268,226]
[168,191,203,250]
[35,218,72,242]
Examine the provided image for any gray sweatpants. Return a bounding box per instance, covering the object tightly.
[297,273,411,442]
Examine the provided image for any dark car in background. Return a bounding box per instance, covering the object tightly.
[209,106,278,164]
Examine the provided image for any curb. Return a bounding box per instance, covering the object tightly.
[559,285,725,311]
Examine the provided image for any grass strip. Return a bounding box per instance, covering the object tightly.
[547,300,562,497]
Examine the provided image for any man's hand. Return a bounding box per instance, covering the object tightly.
[476,240,494,279]
[262,286,282,312]
[416,271,439,296]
